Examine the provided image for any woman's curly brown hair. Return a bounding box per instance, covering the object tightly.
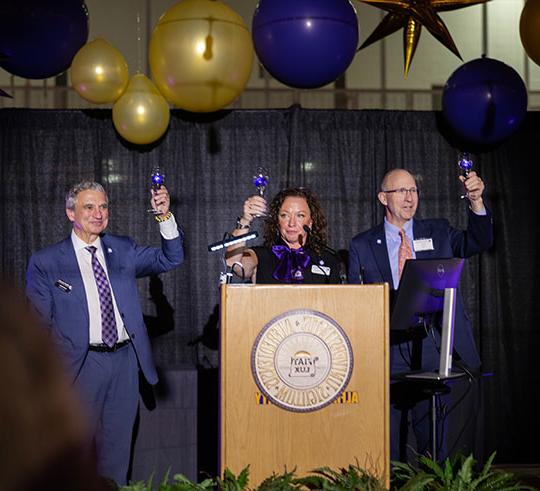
[263,188,329,254]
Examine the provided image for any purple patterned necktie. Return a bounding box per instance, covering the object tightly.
[86,246,118,347]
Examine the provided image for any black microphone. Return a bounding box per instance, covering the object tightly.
[302,225,339,255]
[358,265,365,285]
[303,225,346,283]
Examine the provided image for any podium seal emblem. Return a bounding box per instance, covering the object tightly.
[251,309,353,412]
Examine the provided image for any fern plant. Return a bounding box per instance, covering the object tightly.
[295,462,387,491]
[256,468,303,491]
[216,466,251,491]
[120,454,530,491]
[120,469,215,491]
[391,452,534,491]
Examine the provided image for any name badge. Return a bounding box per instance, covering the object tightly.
[413,238,434,252]
[311,264,330,276]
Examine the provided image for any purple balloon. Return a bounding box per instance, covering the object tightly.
[442,57,528,146]
[0,0,88,79]
[252,0,359,89]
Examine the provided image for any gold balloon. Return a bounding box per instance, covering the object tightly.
[112,74,170,145]
[520,0,540,67]
[149,0,254,112]
[71,38,129,104]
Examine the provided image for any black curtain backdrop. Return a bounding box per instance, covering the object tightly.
[1,107,539,465]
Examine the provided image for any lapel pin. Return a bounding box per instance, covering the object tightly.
[107,248,113,253]
[55,279,72,292]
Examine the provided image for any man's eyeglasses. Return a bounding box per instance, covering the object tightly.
[382,187,419,196]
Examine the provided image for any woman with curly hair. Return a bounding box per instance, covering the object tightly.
[226,188,342,283]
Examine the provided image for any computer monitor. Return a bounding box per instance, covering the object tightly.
[391,258,466,380]
[391,258,464,331]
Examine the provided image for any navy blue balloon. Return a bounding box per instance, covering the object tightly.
[442,57,528,146]
[0,0,88,79]
[252,0,359,89]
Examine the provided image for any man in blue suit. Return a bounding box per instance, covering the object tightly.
[26,181,184,485]
[348,168,493,462]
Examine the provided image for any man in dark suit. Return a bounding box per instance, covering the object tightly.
[348,168,492,462]
[26,181,184,485]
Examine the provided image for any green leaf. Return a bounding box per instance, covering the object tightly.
[256,468,300,491]
[455,454,475,485]
[303,463,385,491]
[399,471,435,491]
[120,481,152,491]
[418,454,446,481]
[218,466,250,491]
[293,475,327,489]
[479,452,497,477]
[237,467,251,489]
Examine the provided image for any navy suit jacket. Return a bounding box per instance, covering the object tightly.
[348,209,493,370]
[26,232,184,385]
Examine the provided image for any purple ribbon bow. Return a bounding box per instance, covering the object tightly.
[271,244,311,283]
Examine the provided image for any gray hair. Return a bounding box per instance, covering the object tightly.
[65,181,107,210]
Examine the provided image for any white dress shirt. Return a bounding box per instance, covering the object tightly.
[71,215,180,344]
[71,231,128,344]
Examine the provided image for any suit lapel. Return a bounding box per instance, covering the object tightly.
[101,235,121,293]
[100,235,116,270]
[59,238,89,320]
[369,223,394,287]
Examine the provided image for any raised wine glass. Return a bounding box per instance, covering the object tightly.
[458,153,473,200]
[147,166,165,214]
[252,166,269,217]
[252,166,269,197]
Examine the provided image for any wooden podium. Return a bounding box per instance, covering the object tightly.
[219,284,390,486]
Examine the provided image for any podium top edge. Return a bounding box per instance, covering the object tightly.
[222,283,389,289]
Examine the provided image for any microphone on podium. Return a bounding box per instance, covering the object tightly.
[303,225,346,283]
[303,225,339,256]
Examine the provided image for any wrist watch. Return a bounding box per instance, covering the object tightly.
[235,216,250,229]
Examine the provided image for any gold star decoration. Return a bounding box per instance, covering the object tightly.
[358,0,490,76]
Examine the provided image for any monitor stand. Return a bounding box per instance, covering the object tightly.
[402,287,468,462]
[404,288,465,381]
[405,370,466,381]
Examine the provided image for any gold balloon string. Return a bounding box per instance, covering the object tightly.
[136,5,143,74]
[481,3,488,57]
